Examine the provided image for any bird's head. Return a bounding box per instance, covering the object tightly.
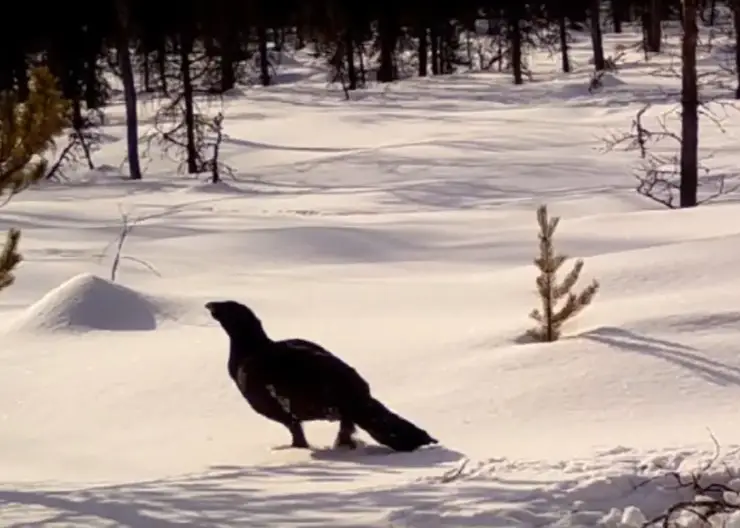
[205,300,268,341]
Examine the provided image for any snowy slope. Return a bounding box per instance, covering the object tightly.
[3,27,740,527]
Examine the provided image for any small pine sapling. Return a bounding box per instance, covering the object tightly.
[526,205,600,342]
[0,228,22,292]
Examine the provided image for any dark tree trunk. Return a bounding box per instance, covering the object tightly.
[114,0,142,180]
[220,33,237,92]
[590,0,606,71]
[680,0,699,208]
[71,93,83,130]
[440,21,456,75]
[345,28,357,90]
[612,0,623,32]
[418,25,428,77]
[143,53,152,92]
[84,59,100,110]
[430,25,439,75]
[356,42,366,85]
[257,25,270,86]
[559,14,571,73]
[509,11,523,84]
[272,27,283,51]
[377,5,397,82]
[645,0,662,52]
[157,40,168,95]
[179,32,199,175]
[734,1,740,98]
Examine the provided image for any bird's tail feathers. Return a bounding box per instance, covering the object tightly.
[350,397,437,452]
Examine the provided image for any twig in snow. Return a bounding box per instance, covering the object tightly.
[97,205,160,282]
[641,431,740,527]
[439,459,470,483]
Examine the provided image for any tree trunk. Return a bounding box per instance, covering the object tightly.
[377,5,397,82]
[143,53,152,92]
[179,32,199,175]
[430,25,439,75]
[257,25,270,86]
[345,28,357,90]
[157,40,168,95]
[272,27,283,51]
[646,0,662,52]
[559,14,570,73]
[733,0,740,98]
[612,0,623,32]
[114,0,142,180]
[680,0,699,208]
[83,30,102,110]
[441,21,456,75]
[590,0,606,71]
[418,25,428,77]
[356,43,366,85]
[509,11,523,84]
[220,31,237,92]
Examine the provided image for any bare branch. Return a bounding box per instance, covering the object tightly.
[98,205,159,282]
[601,100,736,208]
[641,432,740,527]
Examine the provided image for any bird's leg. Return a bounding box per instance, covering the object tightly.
[334,418,358,449]
[288,421,309,448]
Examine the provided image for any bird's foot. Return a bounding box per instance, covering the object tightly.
[273,440,310,451]
[288,423,310,449]
[333,435,358,450]
[290,437,310,449]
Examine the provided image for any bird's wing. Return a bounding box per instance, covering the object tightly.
[270,338,372,397]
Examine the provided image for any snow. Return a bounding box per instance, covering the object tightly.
[3,26,740,527]
[4,272,170,333]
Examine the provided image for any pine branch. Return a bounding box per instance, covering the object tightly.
[0,66,70,295]
[0,66,70,197]
[553,259,584,300]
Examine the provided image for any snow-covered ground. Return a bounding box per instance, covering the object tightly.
[4,27,740,527]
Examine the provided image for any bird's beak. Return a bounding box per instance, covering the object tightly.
[205,302,216,313]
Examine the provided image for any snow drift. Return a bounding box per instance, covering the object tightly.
[6,272,164,333]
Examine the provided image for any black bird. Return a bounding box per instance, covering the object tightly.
[206,300,438,452]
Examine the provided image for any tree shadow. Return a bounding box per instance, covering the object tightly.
[579,326,740,386]
[0,446,466,527]
[665,311,740,333]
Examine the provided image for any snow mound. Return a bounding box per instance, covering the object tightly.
[7,273,164,333]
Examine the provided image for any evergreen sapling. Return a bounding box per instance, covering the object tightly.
[527,204,600,342]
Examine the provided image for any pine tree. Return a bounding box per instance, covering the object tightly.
[527,205,600,342]
[0,66,70,193]
[0,66,70,293]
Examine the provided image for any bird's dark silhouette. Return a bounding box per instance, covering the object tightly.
[206,300,438,452]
